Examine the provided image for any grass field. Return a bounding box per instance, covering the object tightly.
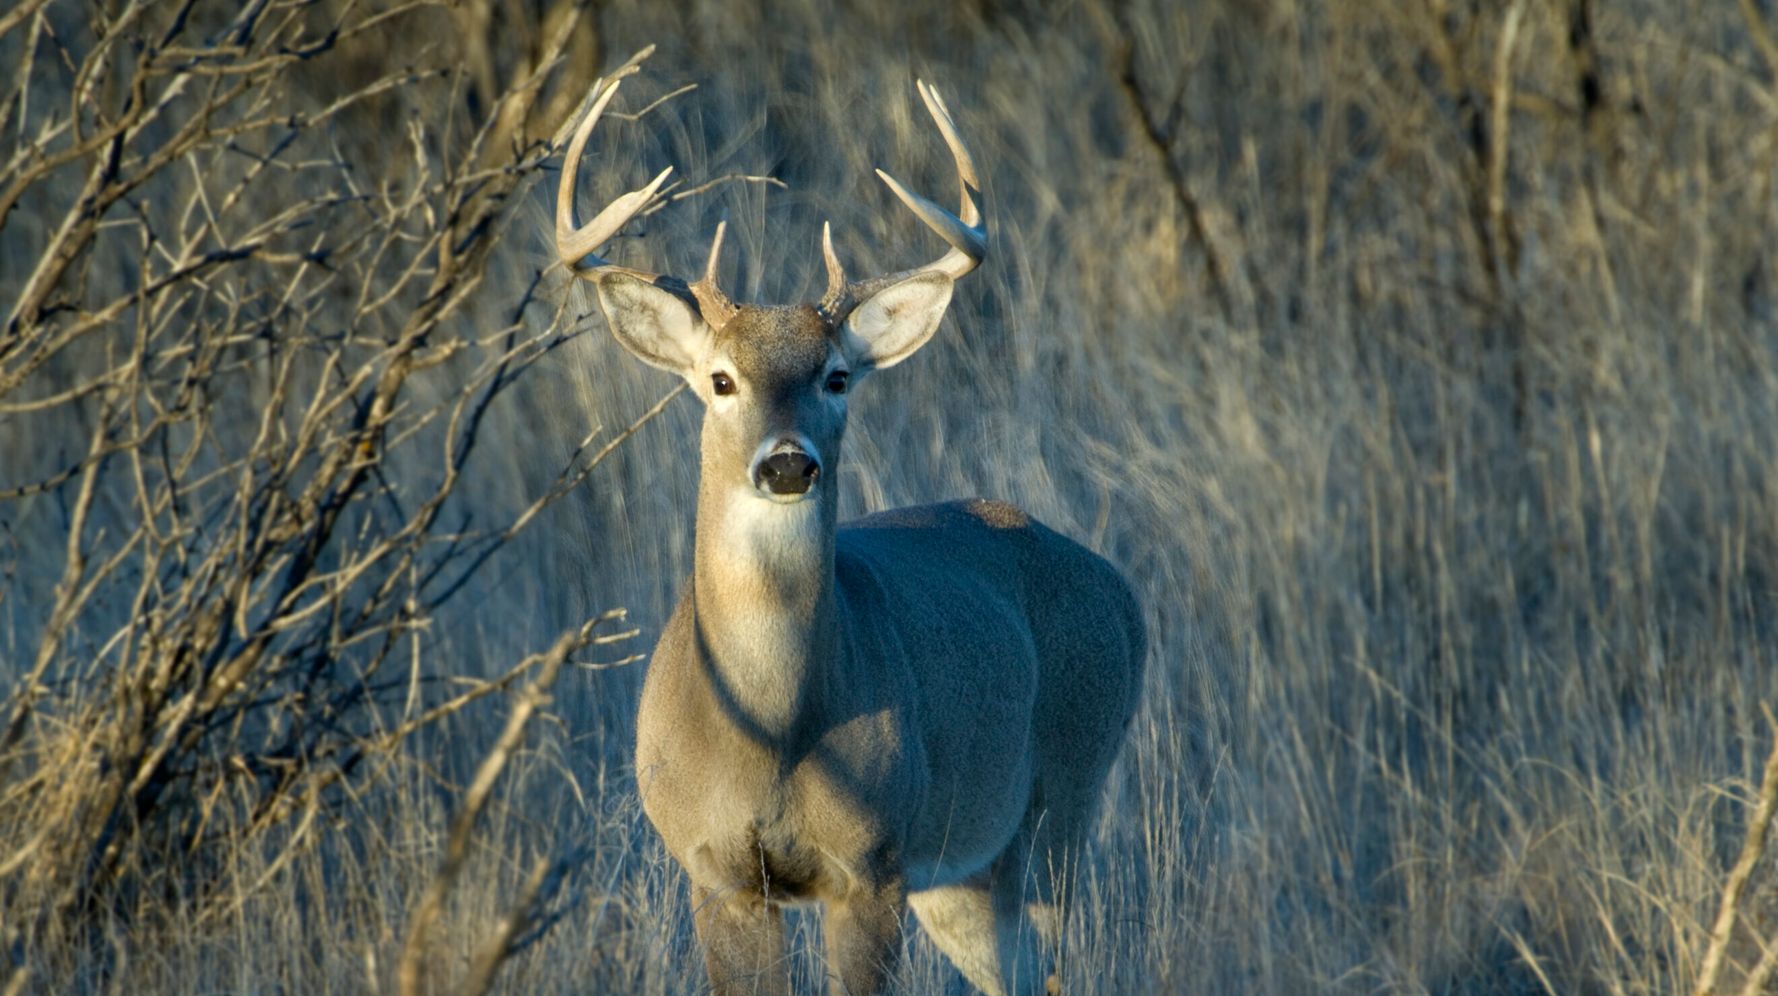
[5,0,1778,992]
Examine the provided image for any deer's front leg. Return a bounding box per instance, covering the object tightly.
[822,877,905,996]
[692,884,786,996]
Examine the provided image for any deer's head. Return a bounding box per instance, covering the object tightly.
[556,76,985,505]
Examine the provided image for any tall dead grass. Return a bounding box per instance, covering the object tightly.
[5,0,1778,992]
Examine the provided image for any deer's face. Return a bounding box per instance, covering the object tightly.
[558,75,981,510]
[591,268,956,507]
[698,305,851,503]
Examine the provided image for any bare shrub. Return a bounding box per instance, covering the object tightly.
[0,2,646,982]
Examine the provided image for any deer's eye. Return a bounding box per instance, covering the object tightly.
[825,370,849,395]
[712,372,736,396]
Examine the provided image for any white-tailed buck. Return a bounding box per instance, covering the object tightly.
[556,67,1146,996]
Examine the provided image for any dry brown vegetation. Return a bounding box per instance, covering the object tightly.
[5,0,1778,992]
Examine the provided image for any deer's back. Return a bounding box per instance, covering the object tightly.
[836,499,1146,873]
[837,498,1145,708]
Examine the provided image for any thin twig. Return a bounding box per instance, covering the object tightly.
[395,618,599,996]
[1696,704,1778,996]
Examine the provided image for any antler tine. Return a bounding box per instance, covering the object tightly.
[554,72,675,280]
[916,81,981,229]
[689,221,738,327]
[868,80,987,284]
[819,221,850,320]
[701,220,727,287]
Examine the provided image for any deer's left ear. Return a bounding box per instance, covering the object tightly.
[840,271,955,374]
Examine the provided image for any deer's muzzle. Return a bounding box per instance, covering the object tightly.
[755,443,820,497]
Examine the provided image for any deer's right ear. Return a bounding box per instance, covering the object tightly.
[593,272,711,375]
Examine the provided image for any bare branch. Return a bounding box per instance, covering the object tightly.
[1696,705,1778,996]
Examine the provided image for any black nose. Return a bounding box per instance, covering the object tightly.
[756,449,819,495]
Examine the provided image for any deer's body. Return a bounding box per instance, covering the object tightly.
[638,496,1143,902]
[557,64,1145,995]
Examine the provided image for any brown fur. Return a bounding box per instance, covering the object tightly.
[607,292,1147,996]
[555,75,1099,992]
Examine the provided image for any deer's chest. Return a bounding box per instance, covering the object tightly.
[637,683,918,904]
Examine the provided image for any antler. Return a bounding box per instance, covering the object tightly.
[820,81,988,324]
[556,66,737,328]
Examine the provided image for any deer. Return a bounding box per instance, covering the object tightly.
[555,66,1147,996]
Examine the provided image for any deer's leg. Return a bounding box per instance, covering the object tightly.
[691,884,786,996]
[821,878,905,995]
[908,874,1006,996]
[907,854,1050,996]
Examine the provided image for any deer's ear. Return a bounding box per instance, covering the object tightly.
[841,271,955,374]
[594,272,711,375]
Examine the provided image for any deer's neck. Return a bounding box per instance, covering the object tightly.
[691,479,840,740]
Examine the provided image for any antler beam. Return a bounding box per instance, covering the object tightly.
[821,81,988,322]
[555,64,736,327]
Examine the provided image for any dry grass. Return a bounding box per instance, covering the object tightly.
[5,0,1778,992]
